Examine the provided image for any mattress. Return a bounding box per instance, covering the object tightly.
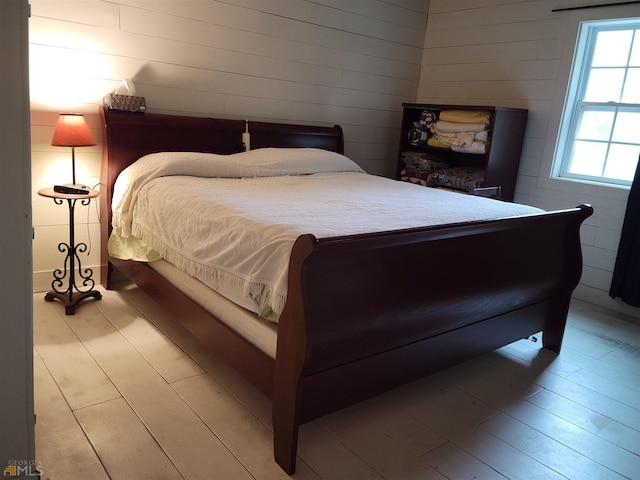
[148,259,278,358]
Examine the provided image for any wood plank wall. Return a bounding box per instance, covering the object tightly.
[29,0,639,320]
[28,0,428,290]
[418,0,640,319]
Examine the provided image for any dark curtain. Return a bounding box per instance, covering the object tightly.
[610,156,640,306]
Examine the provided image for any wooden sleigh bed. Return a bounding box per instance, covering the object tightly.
[99,106,593,474]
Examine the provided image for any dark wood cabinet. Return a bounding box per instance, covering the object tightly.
[395,103,528,201]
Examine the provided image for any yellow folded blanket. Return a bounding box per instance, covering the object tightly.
[427,137,450,149]
[433,120,487,133]
[440,110,491,124]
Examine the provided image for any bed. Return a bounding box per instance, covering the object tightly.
[99,106,593,474]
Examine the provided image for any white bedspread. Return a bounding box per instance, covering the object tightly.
[111,149,544,321]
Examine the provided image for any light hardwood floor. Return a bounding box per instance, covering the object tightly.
[33,280,640,480]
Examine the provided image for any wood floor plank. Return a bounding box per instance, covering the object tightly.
[498,339,583,378]
[598,347,640,376]
[94,288,206,384]
[319,405,449,480]
[62,301,255,480]
[34,283,640,480]
[351,394,448,457]
[477,348,640,433]
[74,398,183,479]
[527,388,640,456]
[561,330,613,359]
[122,284,276,427]
[418,374,500,426]
[435,352,640,479]
[436,353,544,407]
[499,399,640,479]
[568,301,640,348]
[172,373,322,480]
[395,386,569,480]
[566,367,640,408]
[420,442,509,480]
[33,351,109,480]
[563,303,640,358]
[482,412,628,480]
[297,423,383,480]
[498,342,640,411]
[33,298,121,410]
[522,366,640,432]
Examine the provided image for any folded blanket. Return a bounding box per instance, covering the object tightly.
[439,110,491,124]
[452,142,487,154]
[433,120,487,133]
[427,137,450,149]
[400,169,432,186]
[401,151,450,171]
[474,130,489,142]
[429,167,486,193]
[430,120,490,149]
[433,130,476,148]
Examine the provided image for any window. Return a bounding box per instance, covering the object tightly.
[553,19,640,187]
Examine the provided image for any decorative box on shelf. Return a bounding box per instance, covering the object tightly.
[103,93,146,112]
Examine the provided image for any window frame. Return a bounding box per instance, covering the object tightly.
[552,18,640,188]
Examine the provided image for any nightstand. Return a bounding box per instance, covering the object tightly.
[38,187,102,314]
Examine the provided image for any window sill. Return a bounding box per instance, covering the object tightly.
[537,175,631,202]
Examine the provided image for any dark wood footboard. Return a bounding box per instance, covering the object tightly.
[273,204,593,474]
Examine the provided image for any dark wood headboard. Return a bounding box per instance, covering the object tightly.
[99,106,344,284]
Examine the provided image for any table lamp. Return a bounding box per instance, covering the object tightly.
[51,113,97,188]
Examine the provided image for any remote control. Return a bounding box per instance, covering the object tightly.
[54,185,90,195]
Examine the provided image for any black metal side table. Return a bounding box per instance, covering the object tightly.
[37,187,102,314]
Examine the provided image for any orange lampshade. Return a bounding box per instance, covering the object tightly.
[52,113,97,186]
[51,113,97,147]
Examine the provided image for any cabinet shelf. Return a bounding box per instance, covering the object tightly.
[395,103,527,201]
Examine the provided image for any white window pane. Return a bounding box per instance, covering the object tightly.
[576,110,614,140]
[604,143,640,181]
[592,30,632,67]
[568,140,607,176]
[612,111,640,143]
[630,30,640,66]
[554,21,640,186]
[584,69,624,102]
[621,68,640,103]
